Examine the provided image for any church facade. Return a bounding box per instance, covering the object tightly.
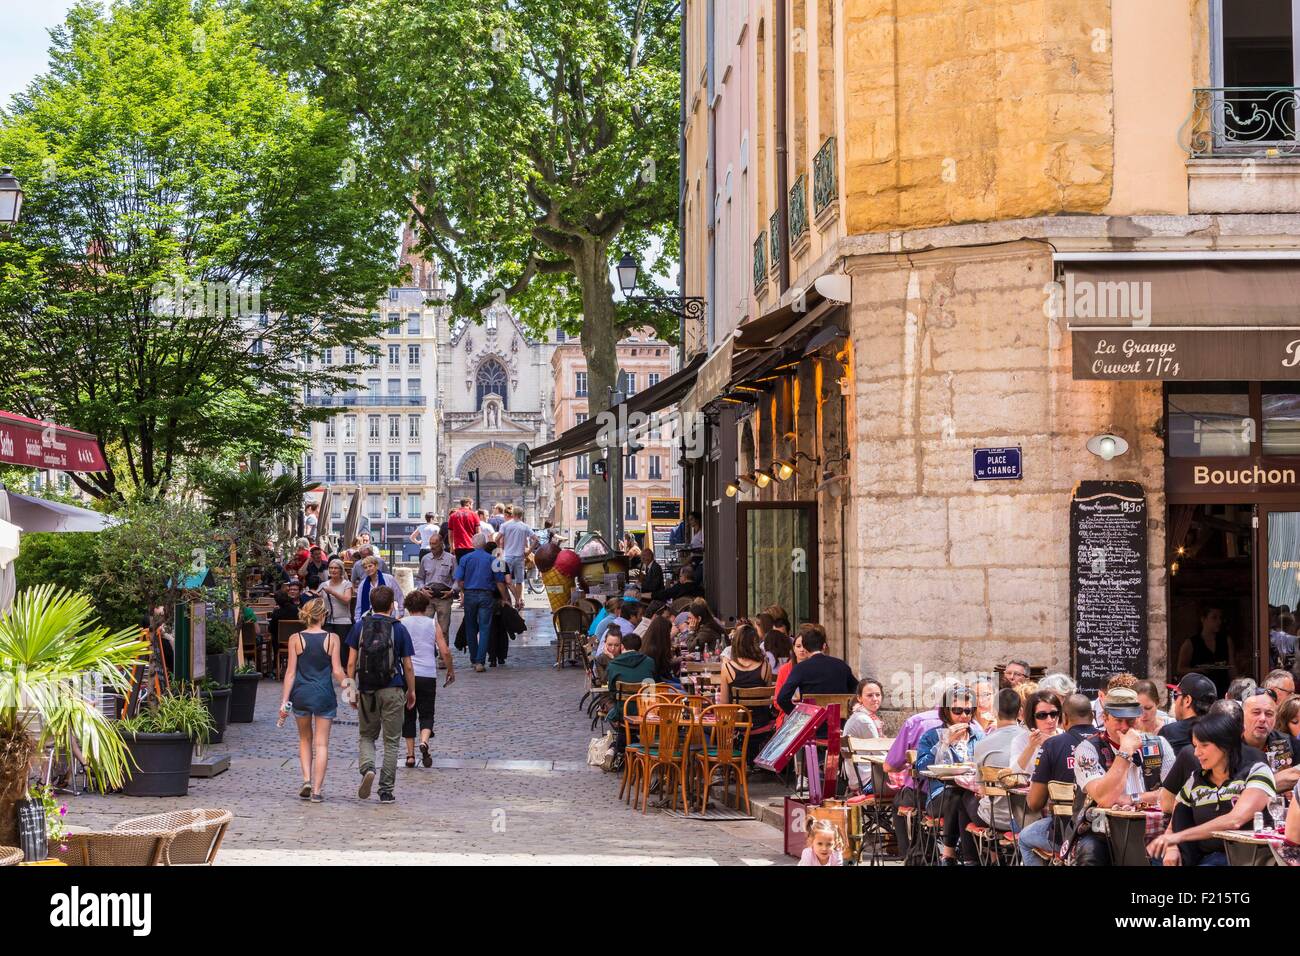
[434,303,558,525]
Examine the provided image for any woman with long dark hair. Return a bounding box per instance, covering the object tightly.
[719,623,772,727]
[685,598,725,654]
[1149,711,1276,866]
[640,615,677,685]
[1009,689,1064,773]
[914,686,986,865]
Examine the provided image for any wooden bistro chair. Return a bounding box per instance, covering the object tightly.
[636,701,693,814]
[553,605,587,671]
[731,685,778,737]
[1043,780,1077,865]
[966,766,1010,866]
[275,619,307,680]
[693,704,753,815]
[617,682,660,808]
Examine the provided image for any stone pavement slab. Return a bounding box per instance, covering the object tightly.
[65,603,791,866]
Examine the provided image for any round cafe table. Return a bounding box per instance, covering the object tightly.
[1102,807,1164,867]
[1211,829,1279,867]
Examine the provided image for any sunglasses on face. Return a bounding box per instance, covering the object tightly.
[1034,710,1060,720]
[949,707,974,716]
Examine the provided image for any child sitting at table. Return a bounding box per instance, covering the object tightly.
[799,819,844,866]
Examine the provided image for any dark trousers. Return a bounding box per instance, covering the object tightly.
[893,787,921,858]
[326,623,351,669]
[940,789,982,861]
[402,676,437,739]
[463,589,495,665]
[453,548,473,563]
[1073,832,1111,866]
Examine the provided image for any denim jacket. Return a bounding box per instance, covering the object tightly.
[915,722,985,805]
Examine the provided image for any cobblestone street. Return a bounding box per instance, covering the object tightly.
[66,601,789,865]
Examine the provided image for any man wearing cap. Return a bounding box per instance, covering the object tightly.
[1159,673,1218,755]
[1070,687,1176,865]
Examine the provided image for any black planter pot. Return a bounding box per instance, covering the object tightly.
[229,672,260,723]
[200,687,232,744]
[205,651,234,686]
[122,732,193,797]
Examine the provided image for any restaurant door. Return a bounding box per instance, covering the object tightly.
[1165,382,1300,686]
[736,501,819,626]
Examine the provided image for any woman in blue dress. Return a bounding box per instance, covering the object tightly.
[278,599,347,802]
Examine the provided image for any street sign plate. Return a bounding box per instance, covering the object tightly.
[973,447,1022,481]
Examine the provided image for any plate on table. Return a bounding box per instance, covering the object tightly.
[926,764,973,779]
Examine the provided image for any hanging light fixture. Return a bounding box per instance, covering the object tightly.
[0,168,23,226]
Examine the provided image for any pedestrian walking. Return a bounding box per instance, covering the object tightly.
[346,586,416,804]
[414,532,456,640]
[452,533,508,673]
[356,554,404,618]
[318,558,354,668]
[401,590,455,768]
[499,506,538,611]
[278,599,347,803]
[409,511,439,561]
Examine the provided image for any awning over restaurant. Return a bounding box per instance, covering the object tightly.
[2,489,115,533]
[1064,259,1300,381]
[0,411,108,472]
[529,353,706,467]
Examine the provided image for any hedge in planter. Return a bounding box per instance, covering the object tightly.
[119,692,212,797]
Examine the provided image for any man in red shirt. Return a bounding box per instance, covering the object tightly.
[446,498,479,562]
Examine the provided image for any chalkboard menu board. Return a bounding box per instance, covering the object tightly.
[649,497,683,521]
[1070,480,1148,692]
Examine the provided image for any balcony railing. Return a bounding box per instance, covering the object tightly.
[1180,87,1300,158]
[304,394,427,407]
[813,136,837,218]
[753,232,768,292]
[769,210,781,276]
[788,174,809,245]
[370,475,426,484]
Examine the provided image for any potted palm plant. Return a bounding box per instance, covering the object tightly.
[118,690,212,797]
[0,585,145,848]
[229,662,260,723]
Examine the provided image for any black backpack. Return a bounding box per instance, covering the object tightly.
[357,614,397,692]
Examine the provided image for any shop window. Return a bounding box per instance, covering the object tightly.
[1166,384,1251,457]
[1263,384,1300,454]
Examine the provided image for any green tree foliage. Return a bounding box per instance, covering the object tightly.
[247,0,682,536]
[13,532,100,599]
[0,0,401,500]
[93,493,215,633]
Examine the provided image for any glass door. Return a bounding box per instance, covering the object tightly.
[1262,507,1300,675]
[737,502,818,625]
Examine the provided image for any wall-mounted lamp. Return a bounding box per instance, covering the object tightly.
[725,474,758,497]
[1086,432,1129,461]
[753,469,772,489]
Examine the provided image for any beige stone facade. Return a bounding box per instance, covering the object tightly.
[684,1,1300,710]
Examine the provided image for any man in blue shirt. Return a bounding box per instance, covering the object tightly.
[453,533,509,673]
[345,586,415,804]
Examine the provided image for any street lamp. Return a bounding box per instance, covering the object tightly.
[0,168,23,226]
[615,250,706,324]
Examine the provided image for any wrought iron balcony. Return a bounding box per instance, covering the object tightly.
[788,174,809,244]
[769,210,781,276]
[753,232,767,292]
[1180,87,1300,158]
[813,137,837,217]
[304,394,426,407]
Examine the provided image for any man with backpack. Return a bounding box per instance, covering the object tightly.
[345,586,416,804]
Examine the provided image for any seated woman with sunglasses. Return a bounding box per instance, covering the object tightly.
[914,687,986,865]
[1009,689,1065,774]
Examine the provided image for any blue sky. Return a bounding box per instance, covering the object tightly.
[0,1,78,110]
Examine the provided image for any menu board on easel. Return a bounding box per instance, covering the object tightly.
[755,703,828,772]
[1070,480,1148,693]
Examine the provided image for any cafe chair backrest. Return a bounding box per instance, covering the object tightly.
[553,605,586,635]
[1047,780,1076,816]
[700,704,751,760]
[276,619,307,643]
[731,685,776,708]
[642,702,690,753]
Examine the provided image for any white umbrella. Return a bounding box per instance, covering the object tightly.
[3,489,115,532]
[0,496,15,612]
